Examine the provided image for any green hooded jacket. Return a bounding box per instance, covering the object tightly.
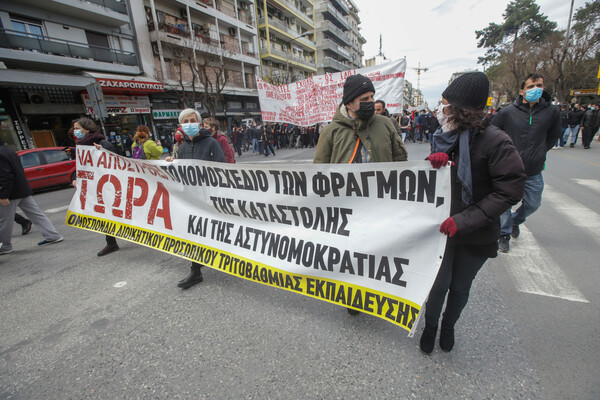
[314,104,408,164]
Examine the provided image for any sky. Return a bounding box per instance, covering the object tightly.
[353,0,587,108]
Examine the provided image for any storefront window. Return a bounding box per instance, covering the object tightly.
[0,117,21,151]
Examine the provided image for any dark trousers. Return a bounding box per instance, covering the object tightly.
[425,245,488,328]
[582,127,597,148]
[15,212,29,226]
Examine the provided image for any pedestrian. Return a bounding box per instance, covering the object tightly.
[313,73,408,315]
[555,104,569,148]
[250,121,259,153]
[580,103,600,149]
[132,126,163,160]
[375,100,404,144]
[72,118,121,257]
[172,128,184,159]
[491,73,562,253]
[400,110,412,143]
[420,72,526,354]
[263,123,276,157]
[0,137,64,255]
[563,104,585,148]
[166,108,226,289]
[204,117,235,163]
[14,213,32,235]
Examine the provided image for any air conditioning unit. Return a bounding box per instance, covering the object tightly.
[228,27,237,36]
[27,92,50,104]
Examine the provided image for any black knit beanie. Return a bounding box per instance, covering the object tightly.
[342,74,375,105]
[441,72,489,110]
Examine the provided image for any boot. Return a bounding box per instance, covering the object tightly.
[419,324,437,354]
[440,325,455,352]
[347,308,360,316]
[178,264,203,289]
[97,243,119,257]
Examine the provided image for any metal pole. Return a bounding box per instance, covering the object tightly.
[565,0,575,44]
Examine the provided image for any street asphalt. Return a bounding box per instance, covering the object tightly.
[0,138,598,399]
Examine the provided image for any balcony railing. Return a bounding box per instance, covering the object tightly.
[86,0,128,14]
[319,20,349,44]
[273,0,314,23]
[321,56,348,72]
[268,46,316,69]
[0,28,137,66]
[149,22,220,47]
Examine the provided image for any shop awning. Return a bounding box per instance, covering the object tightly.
[0,69,96,88]
[84,72,164,94]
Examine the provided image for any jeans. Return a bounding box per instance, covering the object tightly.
[500,172,544,235]
[562,125,580,145]
[252,138,258,153]
[425,245,488,328]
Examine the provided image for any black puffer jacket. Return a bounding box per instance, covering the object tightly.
[177,129,226,162]
[491,92,561,176]
[0,140,33,200]
[445,124,526,257]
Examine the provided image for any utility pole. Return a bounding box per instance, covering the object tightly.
[410,62,429,105]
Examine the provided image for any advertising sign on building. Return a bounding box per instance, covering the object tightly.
[82,95,151,115]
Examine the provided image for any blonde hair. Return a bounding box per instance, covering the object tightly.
[178,108,201,124]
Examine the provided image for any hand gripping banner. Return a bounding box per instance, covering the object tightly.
[66,146,450,334]
[257,58,406,126]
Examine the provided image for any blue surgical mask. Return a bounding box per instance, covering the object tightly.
[73,129,84,139]
[524,87,543,103]
[181,123,200,137]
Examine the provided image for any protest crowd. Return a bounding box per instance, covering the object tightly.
[2,64,598,359]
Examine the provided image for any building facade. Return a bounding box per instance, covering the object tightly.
[254,0,316,85]
[314,0,350,75]
[139,0,262,136]
[0,0,155,151]
[345,0,364,70]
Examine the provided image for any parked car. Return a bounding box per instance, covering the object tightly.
[17,147,76,190]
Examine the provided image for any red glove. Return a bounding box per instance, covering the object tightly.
[440,217,458,237]
[427,152,450,169]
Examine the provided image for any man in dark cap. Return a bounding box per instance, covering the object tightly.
[314,73,407,163]
[491,73,561,253]
[0,138,63,254]
[313,73,407,315]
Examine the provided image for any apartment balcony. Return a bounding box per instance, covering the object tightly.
[329,0,349,15]
[320,56,348,72]
[317,20,349,44]
[149,24,259,65]
[270,0,314,25]
[316,2,351,31]
[17,0,129,27]
[320,39,350,61]
[259,18,315,48]
[260,46,316,71]
[0,28,139,74]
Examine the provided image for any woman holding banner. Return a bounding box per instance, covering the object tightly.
[421,72,526,354]
[166,109,225,289]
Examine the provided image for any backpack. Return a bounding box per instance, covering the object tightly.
[132,143,146,159]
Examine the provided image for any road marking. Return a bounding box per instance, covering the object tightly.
[562,153,600,167]
[573,179,600,195]
[544,185,600,243]
[44,205,69,214]
[113,281,127,288]
[504,225,588,303]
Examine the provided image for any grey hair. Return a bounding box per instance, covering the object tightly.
[178,108,201,124]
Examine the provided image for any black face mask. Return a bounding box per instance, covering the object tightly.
[353,101,375,120]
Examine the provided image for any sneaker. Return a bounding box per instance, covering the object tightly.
[22,220,32,235]
[498,235,510,253]
[511,225,520,239]
[570,143,575,148]
[37,237,64,246]
[0,248,13,255]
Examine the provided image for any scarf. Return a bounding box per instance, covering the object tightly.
[432,127,473,205]
[75,131,106,146]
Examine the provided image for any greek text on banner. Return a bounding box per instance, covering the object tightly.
[66,147,450,333]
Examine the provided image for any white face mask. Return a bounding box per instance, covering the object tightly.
[436,103,452,126]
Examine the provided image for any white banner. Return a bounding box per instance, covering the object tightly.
[67,146,449,333]
[257,59,406,126]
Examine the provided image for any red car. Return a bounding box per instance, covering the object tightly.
[17,147,76,190]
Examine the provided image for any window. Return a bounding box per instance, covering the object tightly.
[11,16,43,37]
[20,152,42,168]
[43,150,70,164]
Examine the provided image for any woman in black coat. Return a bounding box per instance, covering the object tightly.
[421,72,526,354]
[73,117,120,257]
